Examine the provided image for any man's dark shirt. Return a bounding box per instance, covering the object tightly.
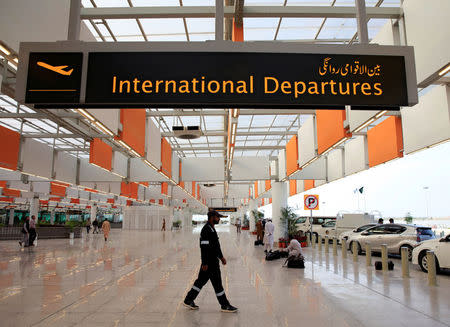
[200,222,223,265]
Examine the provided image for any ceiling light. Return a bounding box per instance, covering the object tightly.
[0,44,10,56]
[77,109,95,121]
[438,64,450,76]
[232,109,239,118]
[130,149,140,158]
[375,110,388,119]
[231,122,237,135]
[13,58,18,63]
[118,140,131,150]
[354,118,375,133]
[7,61,17,69]
[93,121,114,136]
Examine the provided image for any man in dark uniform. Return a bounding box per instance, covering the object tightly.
[183,210,238,313]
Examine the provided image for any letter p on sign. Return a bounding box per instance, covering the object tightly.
[304,194,319,210]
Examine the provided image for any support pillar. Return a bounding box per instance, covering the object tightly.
[271,181,288,242]
[249,199,256,232]
[50,210,55,224]
[8,209,14,226]
[90,205,97,221]
[30,197,39,218]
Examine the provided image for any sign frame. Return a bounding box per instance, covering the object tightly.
[16,41,418,108]
[304,194,319,210]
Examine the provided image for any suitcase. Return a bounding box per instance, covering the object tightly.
[287,258,305,269]
[265,250,281,261]
[374,260,394,270]
[254,240,263,246]
[280,251,288,258]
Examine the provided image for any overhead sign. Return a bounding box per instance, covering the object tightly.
[209,207,237,212]
[16,42,418,109]
[304,194,319,210]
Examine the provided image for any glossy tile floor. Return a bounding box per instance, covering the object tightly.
[0,226,449,327]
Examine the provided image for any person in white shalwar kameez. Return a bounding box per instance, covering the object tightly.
[264,219,275,253]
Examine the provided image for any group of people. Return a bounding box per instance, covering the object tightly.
[86,218,111,241]
[378,218,394,224]
[19,215,37,247]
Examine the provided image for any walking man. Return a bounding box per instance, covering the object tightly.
[19,216,30,247]
[184,210,238,313]
[92,218,99,234]
[235,217,241,234]
[264,218,275,253]
[28,215,37,246]
[161,218,166,231]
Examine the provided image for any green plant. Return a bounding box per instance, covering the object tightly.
[251,209,264,225]
[405,212,413,224]
[243,213,249,227]
[173,220,182,228]
[279,206,298,239]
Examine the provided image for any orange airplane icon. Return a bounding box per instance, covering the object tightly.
[37,61,73,76]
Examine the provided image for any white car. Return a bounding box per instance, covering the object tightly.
[339,224,378,243]
[412,234,450,273]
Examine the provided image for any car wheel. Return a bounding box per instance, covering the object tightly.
[400,245,413,261]
[418,251,441,273]
[349,241,362,255]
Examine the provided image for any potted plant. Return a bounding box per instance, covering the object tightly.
[279,206,299,240]
[242,214,250,230]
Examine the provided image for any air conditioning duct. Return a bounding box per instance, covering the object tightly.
[172,126,202,139]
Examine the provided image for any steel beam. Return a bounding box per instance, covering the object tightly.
[0,112,78,119]
[80,6,400,20]
[21,133,108,138]
[172,145,284,151]
[161,130,297,137]
[147,109,315,116]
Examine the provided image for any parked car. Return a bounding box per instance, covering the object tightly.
[412,234,450,272]
[347,224,435,260]
[339,223,378,243]
[295,216,335,237]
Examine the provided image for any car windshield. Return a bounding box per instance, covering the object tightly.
[295,218,307,224]
[322,221,335,227]
[416,228,433,236]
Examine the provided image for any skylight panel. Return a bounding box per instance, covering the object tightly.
[277,18,323,40]
[183,0,215,5]
[0,119,21,130]
[106,19,143,39]
[140,18,186,38]
[132,0,179,5]
[317,18,357,40]
[245,0,284,5]
[94,0,128,7]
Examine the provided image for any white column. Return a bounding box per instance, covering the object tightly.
[249,199,256,232]
[90,205,97,221]
[8,209,14,226]
[30,197,39,218]
[50,210,55,224]
[271,181,288,241]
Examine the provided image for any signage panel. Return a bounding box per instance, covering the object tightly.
[85,52,407,108]
[16,42,417,109]
[25,52,83,104]
[210,207,237,212]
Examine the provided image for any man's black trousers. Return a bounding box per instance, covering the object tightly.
[184,262,229,306]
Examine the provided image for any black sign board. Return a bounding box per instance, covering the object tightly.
[22,50,411,109]
[25,52,83,104]
[209,207,237,212]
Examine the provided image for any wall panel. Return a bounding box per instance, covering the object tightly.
[327,148,344,182]
[86,109,120,135]
[344,136,367,176]
[367,116,403,167]
[316,110,347,154]
[146,118,161,168]
[0,125,20,171]
[298,116,316,166]
[54,151,77,185]
[21,139,53,179]
[401,85,450,154]
[232,157,270,181]
[181,157,225,182]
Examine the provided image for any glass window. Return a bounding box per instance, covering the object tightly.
[322,221,336,227]
[417,228,433,236]
[356,224,376,232]
[365,225,388,235]
[295,217,306,224]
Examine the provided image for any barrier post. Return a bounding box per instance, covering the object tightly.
[325,236,329,253]
[381,244,388,272]
[333,238,338,256]
[427,251,437,286]
[318,235,322,251]
[352,241,358,262]
[365,243,372,266]
[401,247,410,278]
[341,239,347,258]
[312,234,317,248]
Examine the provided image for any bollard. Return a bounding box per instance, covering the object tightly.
[427,251,437,286]
[352,241,358,262]
[318,236,322,251]
[381,244,388,272]
[401,247,410,278]
[306,233,311,247]
[325,236,329,253]
[365,243,372,266]
[312,234,317,248]
[341,239,347,258]
[333,238,337,256]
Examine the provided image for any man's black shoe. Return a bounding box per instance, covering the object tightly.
[183,300,199,310]
[221,304,238,313]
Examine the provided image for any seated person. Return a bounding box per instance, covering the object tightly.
[282,239,304,266]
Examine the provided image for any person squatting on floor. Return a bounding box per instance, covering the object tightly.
[282,239,304,266]
[264,218,275,253]
[184,210,238,313]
